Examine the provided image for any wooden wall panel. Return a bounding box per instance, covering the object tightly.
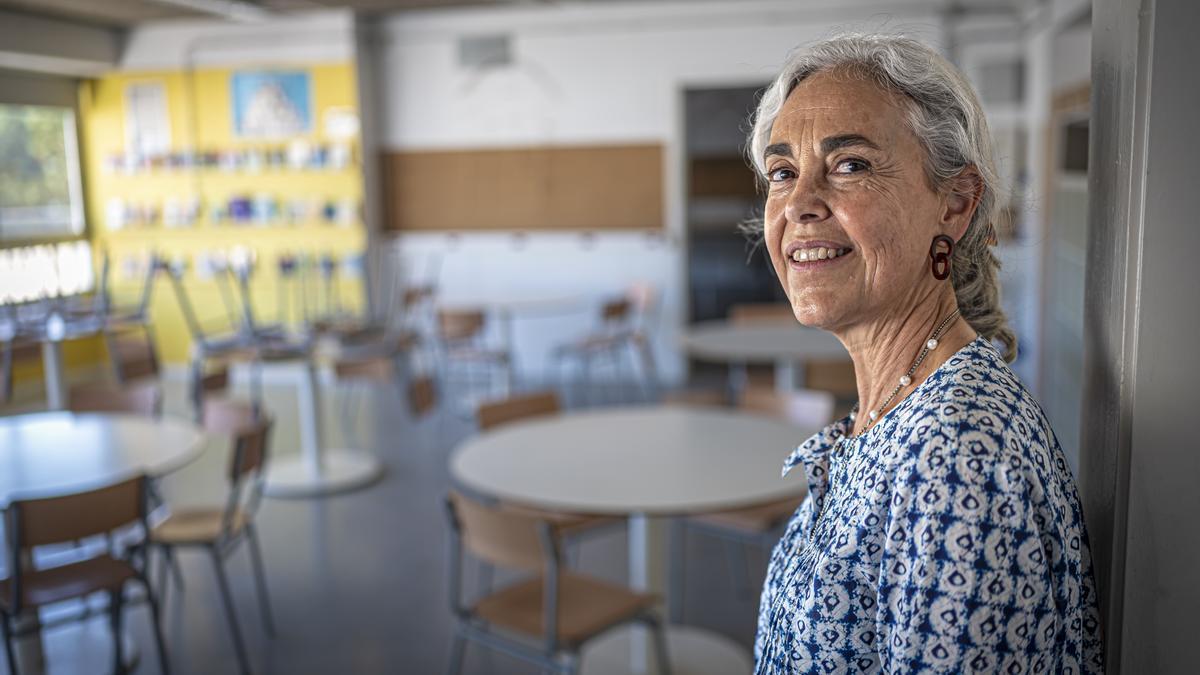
[382,144,662,232]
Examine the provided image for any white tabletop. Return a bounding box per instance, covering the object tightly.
[0,412,207,505]
[681,320,849,363]
[451,405,811,516]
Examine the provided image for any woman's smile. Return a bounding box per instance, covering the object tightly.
[784,240,854,271]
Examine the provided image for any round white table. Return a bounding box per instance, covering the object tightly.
[451,405,813,675]
[680,320,849,393]
[0,412,208,675]
[438,293,587,374]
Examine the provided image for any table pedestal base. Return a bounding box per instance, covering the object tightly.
[263,449,382,498]
[580,625,751,675]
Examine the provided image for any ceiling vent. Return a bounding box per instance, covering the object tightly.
[458,34,512,69]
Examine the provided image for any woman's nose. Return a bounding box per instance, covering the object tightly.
[783,176,832,225]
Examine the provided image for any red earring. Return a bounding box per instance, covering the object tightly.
[929,235,954,280]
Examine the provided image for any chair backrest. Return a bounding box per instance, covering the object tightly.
[228,417,271,485]
[408,375,438,417]
[739,386,836,430]
[68,381,161,417]
[7,474,147,550]
[201,398,272,532]
[476,391,560,431]
[109,326,160,382]
[437,309,486,342]
[729,303,795,325]
[333,357,392,382]
[601,298,631,322]
[201,398,271,481]
[446,491,552,572]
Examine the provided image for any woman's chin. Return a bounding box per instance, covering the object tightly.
[787,298,846,331]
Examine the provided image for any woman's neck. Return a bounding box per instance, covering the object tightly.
[837,290,977,436]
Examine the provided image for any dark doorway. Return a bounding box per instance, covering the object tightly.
[683,85,782,324]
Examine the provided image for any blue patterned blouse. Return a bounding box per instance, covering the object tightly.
[755,337,1103,673]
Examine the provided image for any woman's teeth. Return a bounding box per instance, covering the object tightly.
[791,246,850,262]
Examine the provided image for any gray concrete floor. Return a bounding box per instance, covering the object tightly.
[8,375,769,674]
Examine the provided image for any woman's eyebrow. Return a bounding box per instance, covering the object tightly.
[763,143,791,160]
[820,134,881,155]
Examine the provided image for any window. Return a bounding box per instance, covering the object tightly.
[0,104,85,241]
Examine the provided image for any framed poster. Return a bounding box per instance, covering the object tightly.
[231,70,312,138]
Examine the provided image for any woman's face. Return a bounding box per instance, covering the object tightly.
[762,71,953,333]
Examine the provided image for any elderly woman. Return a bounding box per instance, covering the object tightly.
[749,34,1103,673]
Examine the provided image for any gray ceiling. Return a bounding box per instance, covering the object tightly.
[0,0,1041,29]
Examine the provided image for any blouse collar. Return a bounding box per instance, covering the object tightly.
[781,413,852,499]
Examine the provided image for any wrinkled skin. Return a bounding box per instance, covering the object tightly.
[761,70,981,432]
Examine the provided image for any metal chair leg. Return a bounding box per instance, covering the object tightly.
[445,627,467,675]
[669,519,686,624]
[246,526,277,638]
[156,546,171,610]
[209,547,253,675]
[648,614,672,675]
[0,614,17,675]
[635,335,660,402]
[141,577,171,675]
[110,588,125,675]
[189,356,205,422]
[476,560,495,597]
[167,547,185,591]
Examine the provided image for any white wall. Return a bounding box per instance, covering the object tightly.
[376,0,946,382]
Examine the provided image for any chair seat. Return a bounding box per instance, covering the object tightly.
[689,496,805,533]
[151,508,247,545]
[474,572,656,646]
[0,556,135,610]
[498,504,621,538]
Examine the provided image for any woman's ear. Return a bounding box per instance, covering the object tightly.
[940,166,983,241]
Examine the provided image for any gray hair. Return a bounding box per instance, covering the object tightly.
[748,33,1017,361]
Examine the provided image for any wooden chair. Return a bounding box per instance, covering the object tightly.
[445,491,669,675]
[0,475,169,675]
[551,294,659,406]
[67,380,162,417]
[475,392,621,538]
[436,309,513,409]
[149,399,275,675]
[672,387,834,617]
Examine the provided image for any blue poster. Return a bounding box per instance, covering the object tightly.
[231,70,312,138]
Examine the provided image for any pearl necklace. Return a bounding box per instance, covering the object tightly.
[849,308,961,433]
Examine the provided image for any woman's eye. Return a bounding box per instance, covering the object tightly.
[767,167,796,182]
[833,159,869,174]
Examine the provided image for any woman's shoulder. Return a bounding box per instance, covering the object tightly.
[896,337,1059,465]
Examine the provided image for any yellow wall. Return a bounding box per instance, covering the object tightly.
[81,62,367,365]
